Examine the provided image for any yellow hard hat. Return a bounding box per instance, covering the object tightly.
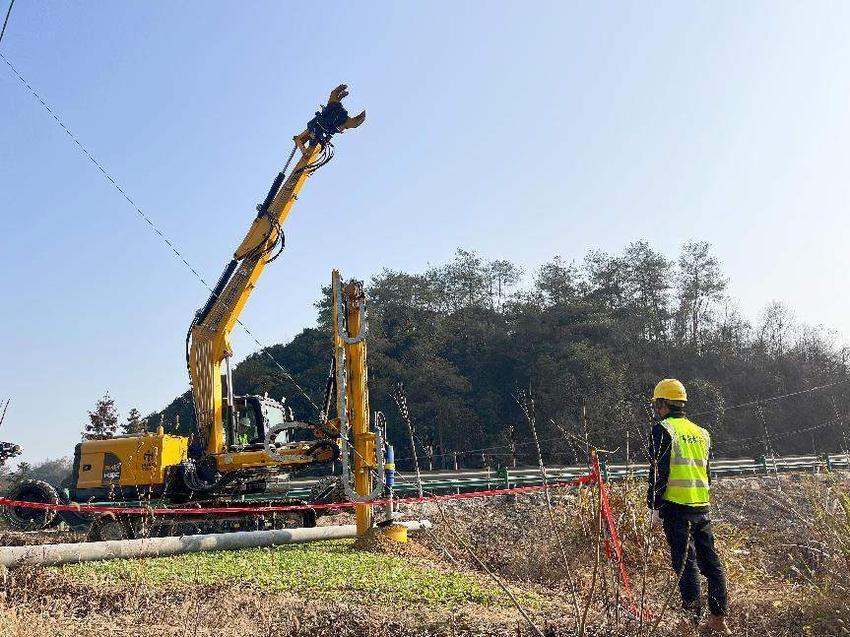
[652,378,687,402]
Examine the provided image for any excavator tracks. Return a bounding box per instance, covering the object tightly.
[82,498,318,542]
[2,480,319,542]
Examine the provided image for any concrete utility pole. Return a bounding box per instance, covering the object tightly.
[0,521,433,568]
[756,401,782,491]
[830,396,850,459]
[509,424,518,468]
[340,278,375,535]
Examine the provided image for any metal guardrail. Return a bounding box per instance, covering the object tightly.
[276,453,850,500]
[11,453,843,522]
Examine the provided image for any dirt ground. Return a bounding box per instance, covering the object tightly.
[0,473,847,636]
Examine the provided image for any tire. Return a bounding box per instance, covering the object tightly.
[2,479,61,531]
[57,509,96,531]
[87,514,132,542]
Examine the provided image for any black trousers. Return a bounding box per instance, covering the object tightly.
[661,510,728,617]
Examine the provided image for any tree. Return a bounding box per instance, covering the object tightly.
[583,250,630,310]
[28,457,73,486]
[434,249,490,311]
[142,242,850,460]
[676,241,727,348]
[83,392,119,440]
[9,461,31,486]
[623,241,673,342]
[711,298,751,357]
[534,256,579,307]
[758,301,795,358]
[487,259,522,310]
[122,407,146,435]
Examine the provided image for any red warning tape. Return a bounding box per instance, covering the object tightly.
[1,462,649,620]
[591,452,653,622]
[0,475,596,516]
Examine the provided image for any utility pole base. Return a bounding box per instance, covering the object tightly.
[381,523,408,543]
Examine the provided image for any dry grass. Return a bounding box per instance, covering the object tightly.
[0,473,847,636]
[410,472,850,635]
[0,565,550,637]
[0,530,84,546]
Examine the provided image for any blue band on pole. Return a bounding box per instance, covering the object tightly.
[384,445,395,487]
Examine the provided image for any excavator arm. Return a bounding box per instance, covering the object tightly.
[187,85,364,457]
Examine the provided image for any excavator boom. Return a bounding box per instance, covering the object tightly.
[188,86,364,459]
[3,88,369,538]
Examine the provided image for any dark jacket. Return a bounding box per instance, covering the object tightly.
[646,409,711,516]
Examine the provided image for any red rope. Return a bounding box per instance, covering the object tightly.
[591,452,652,621]
[2,464,650,621]
[0,474,596,516]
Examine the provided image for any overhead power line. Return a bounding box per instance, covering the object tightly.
[4,45,849,464]
[0,399,9,429]
[690,378,850,418]
[0,0,14,46]
[1,53,213,289]
[0,52,321,410]
[588,378,850,439]
[1,59,391,486]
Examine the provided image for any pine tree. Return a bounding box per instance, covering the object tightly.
[10,461,31,486]
[675,240,727,347]
[143,244,850,459]
[83,392,119,440]
[122,407,146,435]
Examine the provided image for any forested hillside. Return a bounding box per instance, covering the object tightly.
[150,242,850,469]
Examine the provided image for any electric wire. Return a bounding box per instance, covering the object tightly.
[1,57,388,493]
[392,378,850,466]
[5,51,847,486]
[0,0,14,46]
[394,410,846,467]
[0,398,9,429]
[689,378,850,418]
[578,377,850,445]
[0,51,323,412]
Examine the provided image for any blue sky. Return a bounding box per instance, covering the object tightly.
[2,3,849,463]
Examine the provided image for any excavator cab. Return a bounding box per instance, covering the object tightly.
[227,396,263,449]
[225,395,304,451]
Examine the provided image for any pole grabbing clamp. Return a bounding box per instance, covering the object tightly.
[334,273,368,345]
[295,84,366,153]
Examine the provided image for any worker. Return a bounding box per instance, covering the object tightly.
[236,413,254,446]
[647,378,730,635]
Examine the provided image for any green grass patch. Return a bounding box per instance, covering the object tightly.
[58,540,537,608]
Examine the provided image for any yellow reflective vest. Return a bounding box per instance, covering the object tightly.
[659,417,711,506]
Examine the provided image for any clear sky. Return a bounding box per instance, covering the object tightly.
[2,2,849,464]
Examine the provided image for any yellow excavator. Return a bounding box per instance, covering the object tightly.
[4,86,383,539]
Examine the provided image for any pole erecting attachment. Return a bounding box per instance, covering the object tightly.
[331,269,384,535]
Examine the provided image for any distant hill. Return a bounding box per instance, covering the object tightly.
[148,244,850,470]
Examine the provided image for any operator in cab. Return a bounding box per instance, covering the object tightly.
[236,412,256,446]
